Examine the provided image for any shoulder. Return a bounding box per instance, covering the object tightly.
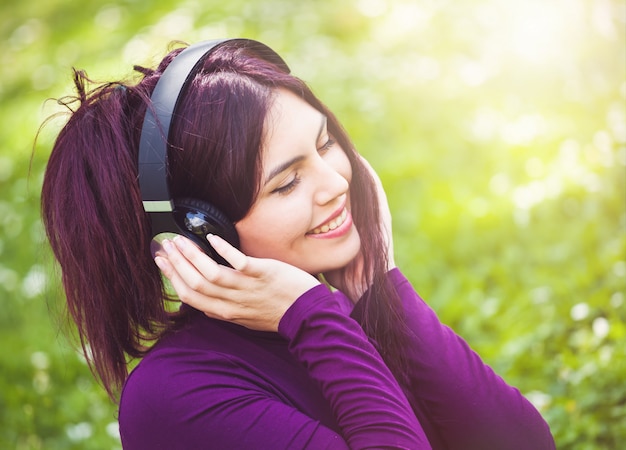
[118,315,259,444]
[119,325,242,419]
[117,320,340,449]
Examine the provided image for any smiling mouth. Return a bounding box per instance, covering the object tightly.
[308,208,348,235]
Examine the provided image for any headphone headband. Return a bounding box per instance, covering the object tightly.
[138,38,289,211]
[136,39,289,260]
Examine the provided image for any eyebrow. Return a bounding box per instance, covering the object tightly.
[264,114,328,186]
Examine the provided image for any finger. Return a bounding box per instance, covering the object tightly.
[161,238,222,295]
[172,236,248,291]
[171,236,220,280]
[154,255,174,279]
[207,234,255,274]
[156,255,229,315]
[154,254,199,303]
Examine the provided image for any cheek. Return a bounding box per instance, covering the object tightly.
[235,215,274,257]
[234,203,311,258]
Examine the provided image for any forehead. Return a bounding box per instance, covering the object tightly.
[262,89,324,161]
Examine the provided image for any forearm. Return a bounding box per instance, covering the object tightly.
[279,283,431,450]
[357,269,556,450]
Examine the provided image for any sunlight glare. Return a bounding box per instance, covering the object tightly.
[504,0,581,64]
[357,0,388,17]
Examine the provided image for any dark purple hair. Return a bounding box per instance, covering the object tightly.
[41,40,410,399]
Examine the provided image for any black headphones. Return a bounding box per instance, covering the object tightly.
[137,38,289,264]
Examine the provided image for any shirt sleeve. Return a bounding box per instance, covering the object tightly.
[372,268,556,450]
[278,283,431,449]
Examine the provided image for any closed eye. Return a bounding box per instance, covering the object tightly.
[318,137,336,154]
[272,174,302,195]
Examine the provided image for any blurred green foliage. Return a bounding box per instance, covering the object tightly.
[1,0,624,448]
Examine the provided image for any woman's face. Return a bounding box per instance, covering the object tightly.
[234,88,361,274]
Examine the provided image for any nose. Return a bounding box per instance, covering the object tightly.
[313,158,350,205]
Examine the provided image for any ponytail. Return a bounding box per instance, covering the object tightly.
[41,70,171,398]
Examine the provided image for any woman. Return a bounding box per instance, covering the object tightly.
[42,39,555,449]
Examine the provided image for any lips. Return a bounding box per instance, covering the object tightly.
[308,208,349,235]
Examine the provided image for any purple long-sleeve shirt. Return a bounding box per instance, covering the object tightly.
[119,269,555,449]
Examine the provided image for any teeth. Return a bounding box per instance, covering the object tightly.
[310,209,348,235]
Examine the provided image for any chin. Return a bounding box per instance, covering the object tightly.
[309,237,362,275]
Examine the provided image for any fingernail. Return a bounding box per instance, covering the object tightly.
[162,239,173,254]
[207,233,219,246]
[154,256,166,271]
[173,235,186,250]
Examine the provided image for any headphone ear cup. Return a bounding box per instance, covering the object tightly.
[172,197,240,265]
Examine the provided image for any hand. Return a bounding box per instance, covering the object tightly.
[154,234,320,332]
[323,156,395,300]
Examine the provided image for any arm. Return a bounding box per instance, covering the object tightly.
[279,282,430,449]
[357,269,556,450]
[326,156,554,449]
[154,234,431,449]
